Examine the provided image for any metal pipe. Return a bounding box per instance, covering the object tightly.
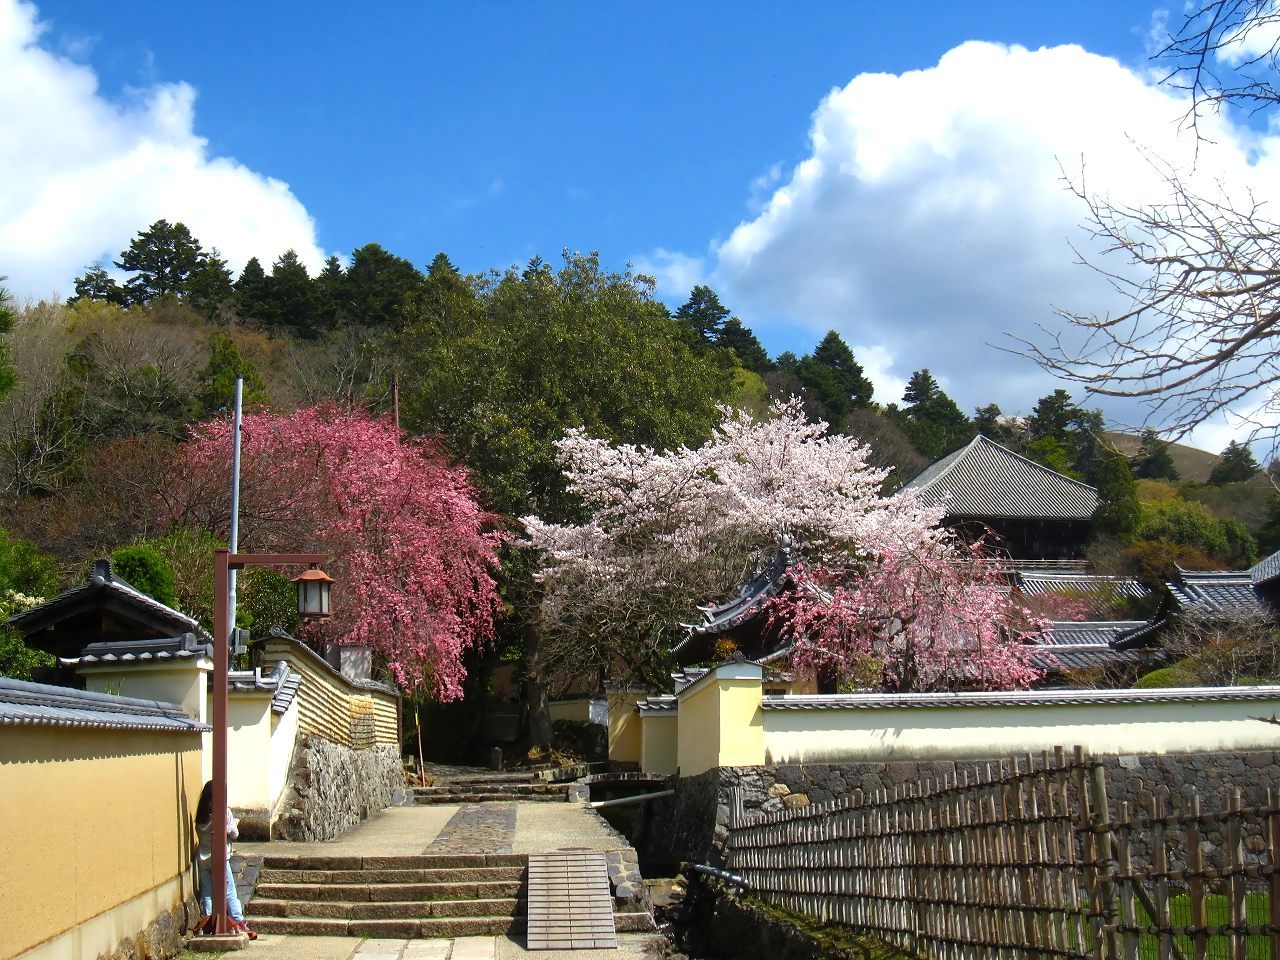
[227,376,243,636]
[211,548,231,934]
[683,862,750,889]
[589,789,675,809]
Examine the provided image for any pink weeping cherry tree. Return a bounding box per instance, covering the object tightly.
[522,401,1044,692]
[164,406,505,699]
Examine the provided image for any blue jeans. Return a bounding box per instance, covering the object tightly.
[198,860,245,922]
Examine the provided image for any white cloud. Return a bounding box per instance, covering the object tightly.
[0,0,327,300]
[1218,3,1280,66]
[631,248,707,299]
[651,40,1280,439]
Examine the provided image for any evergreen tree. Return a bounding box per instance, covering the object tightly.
[795,330,873,422]
[68,264,126,306]
[194,332,267,416]
[895,369,973,459]
[0,278,16,404]
[184,250,234,319]
[1091,446,1140,540]
[973,403,1025,448]
[674,285,730,347]
[234,257,272,324]
[315,255,347,328]
[109,544,178,608]
[715,317,772,373]
[1028,389,1079,443]
[113,220,204,304]
[345,243,424,328]
[1209,439,1260,485]
[267,250,321,336]
[1134,428,1179,481]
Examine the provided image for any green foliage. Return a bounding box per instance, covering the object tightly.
[345,243,424,329]
[267,249,322,336]
[674,285,730,347]
[794,330,873,424]
[1209,439,1260,485]
[0,528,59,597]
[894,369,974,460]
[68,264,127,306]
[0,277,15,403]
[195,332,266,416]
[0,628,54,680]
[1136,498,1233,557]
[184,249,234,319]
[1120,539,1220,590]
[110,544,178,607]
[397,251,734,521]
[972,403,1026,449]
[1258,492,1280,556]
[716,316,772,373]
[114,220,206,304]
[1134,662,1201,688]
[1028,388,1078,443]
[234,256,271,321]
[1091,447,1139,541]
[1024,435,1075,475]
[1134,428,1179,481]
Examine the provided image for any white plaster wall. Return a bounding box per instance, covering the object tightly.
[268,697,299,815]
[226,694,273,810]
[762,697,1280,764]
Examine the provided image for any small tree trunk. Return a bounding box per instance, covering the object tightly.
[524,620,554,747]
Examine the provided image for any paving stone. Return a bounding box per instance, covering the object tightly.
[401,942,451,959]
[448,937,497,960]
[425,804,517,856]
[355,938,408,954]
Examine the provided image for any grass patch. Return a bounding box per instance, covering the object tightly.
[1131,892,1271,960]
[743,895,918,960]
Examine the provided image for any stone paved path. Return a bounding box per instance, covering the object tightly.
[424,802,517,855]
[200,932,667,958]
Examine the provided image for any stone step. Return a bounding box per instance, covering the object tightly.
[412,792,566,805]
[249,897,525,920]
[247,911,656,939]
[258,866,526,885]
[261,854,527,870]
[254,880,524,903]
[415,783,568,796]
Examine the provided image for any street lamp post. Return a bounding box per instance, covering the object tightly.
[209,548,330,937]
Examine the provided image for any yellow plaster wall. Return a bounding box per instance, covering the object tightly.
[0,727,202,960]
[640,714,678,776]
[676,680,721,778]
[262,638,399,748]
[548,698,591,724]
[226,693,273,811]
[676,664,765,777]
[718,677,765,767]
[761,695,1280,764]
[607,692,645,764]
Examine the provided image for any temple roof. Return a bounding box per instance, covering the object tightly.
[58,633,211,667]
[10,559,209,646]
[1014,571,1150,600]
[904,435,1099,521]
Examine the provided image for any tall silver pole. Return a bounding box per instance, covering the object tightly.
[228,376,243,641]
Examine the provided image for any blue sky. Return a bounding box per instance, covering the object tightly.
[4,0,1277,448]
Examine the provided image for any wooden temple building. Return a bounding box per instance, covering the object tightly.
[903,434,1100,560]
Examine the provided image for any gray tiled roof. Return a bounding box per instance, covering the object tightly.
[1043,621,1149,646]
[59,633,211,666]
[1016,572,1150,600]
[636,695,677,715]
[1029,646,1151,672]
[1251,549,1280,585]
[225,660,302,715]
[0,677,209,732]
[677,548,794,642]
[760,685,1280,711]
[9,559,209,640]
[904,435,1099,520]
[1172,569,1265,613]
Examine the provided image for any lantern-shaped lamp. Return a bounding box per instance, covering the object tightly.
[293,566,334,621]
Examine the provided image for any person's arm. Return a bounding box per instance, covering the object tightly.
[226,808,239,843]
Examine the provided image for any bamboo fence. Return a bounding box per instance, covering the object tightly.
[724,746,1279,960]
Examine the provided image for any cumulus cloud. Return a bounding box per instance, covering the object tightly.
[0,0,327,300]
[659,40,1280,435]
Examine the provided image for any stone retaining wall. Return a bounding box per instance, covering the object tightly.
[94,897,197,960]
[271,734,405,841]
[639,749,1280,870]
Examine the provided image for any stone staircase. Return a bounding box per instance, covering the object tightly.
[413,771,576,805]
[245,853,655,938]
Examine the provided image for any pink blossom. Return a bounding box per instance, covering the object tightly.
[166,406,505,700]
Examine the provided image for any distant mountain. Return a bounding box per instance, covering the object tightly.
[1104,431,1222,485]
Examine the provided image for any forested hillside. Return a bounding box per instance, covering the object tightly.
[2,219,1277,696]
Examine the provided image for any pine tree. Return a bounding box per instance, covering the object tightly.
[268,250,321,336]
[896,369,973,459]
[315,255,348,328]
[68,264,126,306]
[1091,446,1139,540]
[1028,389,1079,443]
[185,250,234,319]
[234,257,272,324]
[795,330,873,423]
[674,285,731,347]
[114,220,204,304]
[346,243,424,328]
[194,332,267,416]
[1209,439,1260,485]
[715,317,772,373]
[1134,428,1179,481]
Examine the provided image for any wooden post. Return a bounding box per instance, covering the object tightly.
[1116,801,1138,960]
[1150,795,1172,960]
[1226,789,1246,960]
[1267,786,1280,960]
[1185,792,1208,960]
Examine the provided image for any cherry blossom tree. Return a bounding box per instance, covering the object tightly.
[164,406,505,699]
[523,401,1043,692]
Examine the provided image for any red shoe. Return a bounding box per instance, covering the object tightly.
[232,920,258,941]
